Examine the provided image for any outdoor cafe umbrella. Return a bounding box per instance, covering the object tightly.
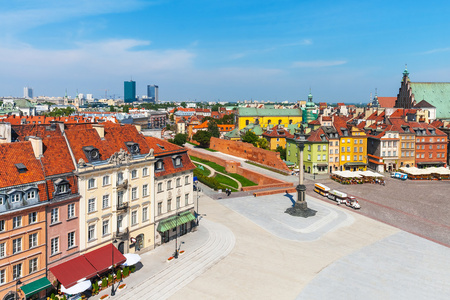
[61,279,91,295]
[122,253,141,266]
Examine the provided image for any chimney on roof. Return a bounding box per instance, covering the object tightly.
[92,124,104,138]
[29,136,43,158]
[0,123,11,143]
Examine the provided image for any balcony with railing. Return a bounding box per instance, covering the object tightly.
[116,179,128,190]
[114,227,129,240]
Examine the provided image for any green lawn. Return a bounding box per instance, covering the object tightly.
[214,174,238,191]
[193,163,211,177]
[190,156,257,187]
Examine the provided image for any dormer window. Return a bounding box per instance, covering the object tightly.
[156,160,164,171]
[9,192,21,203]
[15,163,28,174]
[54,179,71,196]
[172,156,182,167]
[83,146,101,162]
[126,142,140,155]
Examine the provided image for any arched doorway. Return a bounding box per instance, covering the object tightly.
[135,234,144,251]
[3,291,17,300]
[118,242,125,254]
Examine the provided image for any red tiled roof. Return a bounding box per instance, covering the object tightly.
[155,152,196,177]
[0,115,91,125]
[144,137,183,155]
[0,142,45,188]
[309,119,321,125]
[378,97,396,108]
[262,125,294,138]
[322,116,332,121]
[12,124,63,141]
[307,127,327,142]
[40,136,76,176]
[430,120,444,128]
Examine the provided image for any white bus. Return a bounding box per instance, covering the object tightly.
[327,190,348,204]
[314,183,331,197]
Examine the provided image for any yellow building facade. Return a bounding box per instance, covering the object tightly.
[237,108,303,130]
[338,126,368,171]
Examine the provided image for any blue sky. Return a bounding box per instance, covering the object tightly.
[1,0,450,103]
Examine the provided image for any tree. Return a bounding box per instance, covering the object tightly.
[241,130,258,146]
[171,133,187,146]
[123,105,130,113]
[257,137,269,150]
[109,105,115,112]
[193,130,212,148]
[208,121,220,138]
[276,145,287,160]
[211,104,221,112]
[180,102,187,108]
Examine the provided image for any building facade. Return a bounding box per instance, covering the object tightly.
[124,80,136,103]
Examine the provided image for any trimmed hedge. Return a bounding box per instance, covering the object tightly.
[194,169,227,191]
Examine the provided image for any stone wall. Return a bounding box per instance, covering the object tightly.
[209,137,291,173]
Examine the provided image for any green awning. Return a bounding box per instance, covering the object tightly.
[157,211,196,232]
[21,277,52,297]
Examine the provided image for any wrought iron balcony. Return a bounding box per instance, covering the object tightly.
[114,227,129,240]
[116,179,128,190]
[117,202,129,211]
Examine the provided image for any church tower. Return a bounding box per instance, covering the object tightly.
[395,65,415,108]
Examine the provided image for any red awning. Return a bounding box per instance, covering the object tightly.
[84,244,126,275]
[49,256,97,288]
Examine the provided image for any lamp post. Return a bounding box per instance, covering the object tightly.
[313,165,316,180]
[174,209,180,259]
[111,238,117,296]
[15,279,22,300]
[196,186,201,225]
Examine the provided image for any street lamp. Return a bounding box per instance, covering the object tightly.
[15,279,22,300]
[174,211,180,259]
[196,185,202,225]
[111,238,117,296]
[313,165,316,180]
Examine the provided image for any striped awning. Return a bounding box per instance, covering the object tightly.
[157,211,195,232]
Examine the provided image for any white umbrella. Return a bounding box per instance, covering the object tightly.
[123,253,141,266]
[61,280,91,295]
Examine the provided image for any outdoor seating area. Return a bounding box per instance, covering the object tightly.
[399,166,450,180]
[330,170,384,185]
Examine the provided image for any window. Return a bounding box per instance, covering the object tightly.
[353,155,357,161]
[51,237,59,255]
[176,178,181,187]
[307,154,311,161]
[131,211,137,226]
[51,208,59,224]
[308,145,311,151]
[429,145,432,150]
[437,145,440,149]
[117,215,123,229]
[175,157,182,166]
[323,154,326,160]
[335,141,339,146]
[323,145,326,151]
[347,139,350,144]
[176,196,181,209]
[13,216,22,229]
[13,238,22,254]
[58,184,69,194]
[335,149,339,154]
[388,151,391,157]
[347,155,350,161]
[131,187,138,200]
[11,193,20,203]
[422,145,424,149]
[27,190,36,199]
[102,195,109,209]
[0,220,4,232]
[341,155,345,162]
[102,220,109,236]
[29,233,38,248]
[29,258,38,274]
[417,145,420,149]
[437,153,440,158]
[353,139,357,144]
[167,199,172,212]
[341,147,345,152]
[29,212,37,224]
[117,172,124,183]
[88,178,96,189]
[0,243,5,258]
[388,141,391,147]
[156,160,164,170]
[142,207,149,222]
[185,194,189,206]
[317,154,321,161]
[401,151,405,157]
[88,225,95,241]
[393,151,397,156]
[382,151,385,156]
[88,198,96,213]
[12,264,22,280]
[131,169,138,179]
[143,184,148,197]
[103,176,110,186]
[354,147,357,152]
[185,176,189,185]
[421,154,424,158]
[317,145,321,151]
[288,150,290,156]
[330,149,333,154]
[429,153,432,158]
[347,147,350,152]
[393,141,397,147]
[417,138,420,142]
[167,180,172,190]
[68,232,75,248]
[158,202,162,216]
[142,167,148,177]
[422,138,425,142]
[416,154,420,158]
[382,141,386,147]
[0,269,5,284]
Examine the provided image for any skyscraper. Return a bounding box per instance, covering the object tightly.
[23,87,33,99]
[124,80,136,103]
[146,85,158,103]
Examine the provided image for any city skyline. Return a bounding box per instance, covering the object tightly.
[1,1,450,102]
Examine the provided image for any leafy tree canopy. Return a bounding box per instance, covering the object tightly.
[171,133,188,146]
[276,145,286,160]
[207,121,220,138]
[180,102,187,108]
[45,107,75,117]
[193,130,212,148]
[257,137,269,150]
[241,130,258,146]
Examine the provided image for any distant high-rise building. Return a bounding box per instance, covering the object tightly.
[86,94,94,101]
[146,85,159,103]
[23,87,33,99]
[124,80,136,103]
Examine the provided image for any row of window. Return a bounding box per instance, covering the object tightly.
[0,257,39,283]
[415,153,446,159]
[0,190,37,205]
[157,176,190,193]
[341,155,364,162]
[341,139,364,144]
[157,194,190,216]
[0,233,39,258]
[416,144,446,150]
[417,137,445,142]
[50,231,76,256]
[401,142,414,149]
[307,154,327,161]
[87,207,149,242]
[307,145,327,152]
[382,151,397,157]
[50,204,76,224]
[401,151,414,158]
[341,147,364,153]
[0,212,38,232]
[382,141,398,147]
[88,168,150,189]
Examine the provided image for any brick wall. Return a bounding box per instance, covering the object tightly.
[209,137,291,172]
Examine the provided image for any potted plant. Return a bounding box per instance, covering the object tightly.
[101,278,107,289]
[116,269,122,282]
[123,266,130,278]
[130,265,136,273]
[108,274,113,286]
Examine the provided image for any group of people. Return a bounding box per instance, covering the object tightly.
[225,188,232,196]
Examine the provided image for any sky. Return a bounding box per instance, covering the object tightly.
[1,0,450,103]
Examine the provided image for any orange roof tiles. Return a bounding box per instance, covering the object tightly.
[0,115,91,125]
[307,127,327,142]
[378,97,396,108]
[262,125,294,138]
[0,142,45,188]
[40,136,76,176]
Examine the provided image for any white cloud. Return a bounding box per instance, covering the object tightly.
[420,47,450,55]
[291,60,347,68]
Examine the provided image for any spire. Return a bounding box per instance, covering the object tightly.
[403,64,409,77]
